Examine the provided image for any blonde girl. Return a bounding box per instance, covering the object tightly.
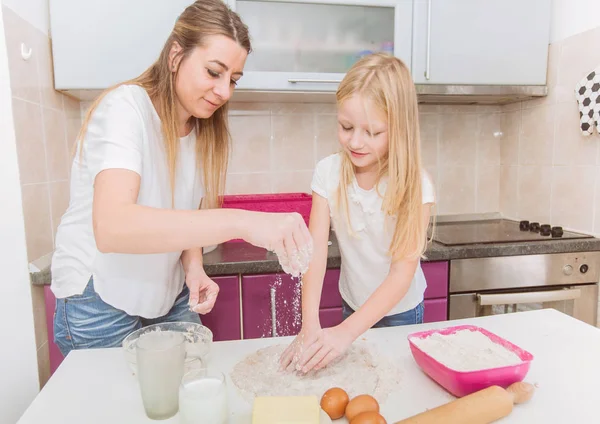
[280,53,435,373]
[51,0,311,356]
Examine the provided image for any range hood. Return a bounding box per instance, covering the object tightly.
[230,84,548,105]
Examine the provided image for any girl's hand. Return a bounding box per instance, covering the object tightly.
[186,272,220,314]
[295,325,355,373]
[279,325,321,372]
[242,212,313,276]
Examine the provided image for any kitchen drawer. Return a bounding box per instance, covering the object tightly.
[199,275,241,342]
[422,261,449,299]
[423,298,448,323]
[319,307,343,329]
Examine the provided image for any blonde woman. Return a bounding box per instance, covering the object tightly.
[280,53,435,373]
[51,0,311,356]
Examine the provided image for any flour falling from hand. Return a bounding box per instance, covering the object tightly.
[230,343,402,404]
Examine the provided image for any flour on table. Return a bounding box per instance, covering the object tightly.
[411,329,522,372]
[230,343,401,403]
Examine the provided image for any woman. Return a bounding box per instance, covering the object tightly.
[51,0,312,356]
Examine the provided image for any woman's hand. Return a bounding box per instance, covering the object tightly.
[294,325,356,373]
[242,212,313,277]
[186,271,220,314]
[279,324,322,372]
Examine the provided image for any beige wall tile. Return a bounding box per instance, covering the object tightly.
[44,108,70,181]
[271,171,313,193]
[518,166,552,224]
[595,166,600,234]
[551,166,596,232]
[272,114,315,171]
[478,113,501,166]
[501,101,522,113]
[228,102,271,113]
[270,103,319,114]
[31,285,48,350]
[2,7,40,103]
[37,342,51,389]
[315,114,339,161]
[500,165,519,218]
[420,113,438,167]
[439,105,479,114]
[49,181,70,239]
[437,166,476,214]
[500,111,520,165]
[476,165,500,213]
[229,115,271,173]
[226,173,272,194]
[64,95,82,153]
[21,183,53,261]
[519,105,554,166]
[418,105,439,114]
[553,102,599,166]
[557,26,600,104]
[439,113,478,166]
[35,31,63,111]
[12,98,47,184]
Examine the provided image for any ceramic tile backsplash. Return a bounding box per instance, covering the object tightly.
[499,25,600,236]
[227,102,502,215]
[3,5,82,389]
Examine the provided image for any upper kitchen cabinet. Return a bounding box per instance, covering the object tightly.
[228,0,413,92]
[412,0,551,85]
[49,0,192,92]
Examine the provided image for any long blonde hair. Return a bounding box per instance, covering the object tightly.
[77,0,251,209]
[336,53,430,261]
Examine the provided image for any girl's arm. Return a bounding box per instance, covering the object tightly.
[93,169,311,266]
[296,202,433,373]
[279,192,331,369]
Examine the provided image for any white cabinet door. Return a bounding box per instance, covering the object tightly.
[230,0,413,92]
[49,0,191,90]
[412,0,551,85]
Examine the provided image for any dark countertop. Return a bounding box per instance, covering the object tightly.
[31,232,600,284]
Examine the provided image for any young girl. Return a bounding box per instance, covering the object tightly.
[280,53,435,373]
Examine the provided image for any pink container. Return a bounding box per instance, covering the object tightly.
[221,193,312,242]
[407,325,534,398]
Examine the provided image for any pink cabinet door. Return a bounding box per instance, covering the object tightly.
[44,286,64,375]
[320,269,342,308]
[242,274,302,339]
[422,261,449,299]
[199,275,241,341]
[423,298,448,323]
[319,307,343,329]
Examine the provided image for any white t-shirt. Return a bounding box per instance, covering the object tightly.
[51,85,204,318]
[311,153,435,316]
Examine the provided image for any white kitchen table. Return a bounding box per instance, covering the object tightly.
[16,309,600,423]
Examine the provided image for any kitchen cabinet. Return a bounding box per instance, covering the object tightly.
[199,275,242,342]
[412,0,551,85]
[422,261,448,323]
[423,298,447,323]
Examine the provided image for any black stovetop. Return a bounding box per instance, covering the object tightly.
[431,219,593,246]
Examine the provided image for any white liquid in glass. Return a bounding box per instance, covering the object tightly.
[179,377,228,424]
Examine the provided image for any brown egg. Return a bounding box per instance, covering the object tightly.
[350,411,387,424]
[345,394,380,421]
[320,387,349,419]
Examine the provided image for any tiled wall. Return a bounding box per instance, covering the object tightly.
[3,6,82,388]
[499,25,600,236]
[227,102,503,216]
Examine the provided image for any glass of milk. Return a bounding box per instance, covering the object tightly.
[179,368,228,424]
[136,331,186,420]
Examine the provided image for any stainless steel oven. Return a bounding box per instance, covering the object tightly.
[448,252,600,326]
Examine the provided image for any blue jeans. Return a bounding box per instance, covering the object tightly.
[342,299,424,327]
[53,278,200,357]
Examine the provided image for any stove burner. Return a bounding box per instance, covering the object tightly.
[552,226,564,238]
[540,224,551,236]
[529,222,541,233]
[519,220,529,231]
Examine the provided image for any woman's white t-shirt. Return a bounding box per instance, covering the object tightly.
[51,85,204,318]
[311,153,435,316]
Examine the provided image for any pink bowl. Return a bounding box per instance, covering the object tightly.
[407,325,534,397]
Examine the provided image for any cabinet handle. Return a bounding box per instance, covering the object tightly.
[478,288,581,306]
[270,287,277,337]
[288,78,342,84]
[424,0,432,80]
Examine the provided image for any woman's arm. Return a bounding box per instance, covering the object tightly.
[93,169,310,261]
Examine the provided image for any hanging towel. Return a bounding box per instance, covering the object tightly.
[574,67,600,136]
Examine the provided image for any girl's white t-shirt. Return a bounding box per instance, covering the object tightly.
[51,85,204,318]
[311,153,435,316]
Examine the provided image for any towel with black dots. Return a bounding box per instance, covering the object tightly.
[575,67,600,135]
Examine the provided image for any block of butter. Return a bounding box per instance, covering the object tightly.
[252,396,320,423]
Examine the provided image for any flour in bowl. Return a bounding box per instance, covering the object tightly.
[411,329,523,372]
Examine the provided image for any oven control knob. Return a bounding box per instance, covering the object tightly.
[580,264,589,274]
[563,265,574,276]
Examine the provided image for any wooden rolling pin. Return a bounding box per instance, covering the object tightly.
[395,382,534,424]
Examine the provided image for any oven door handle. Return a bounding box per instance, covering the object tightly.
[478,288,582,306]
